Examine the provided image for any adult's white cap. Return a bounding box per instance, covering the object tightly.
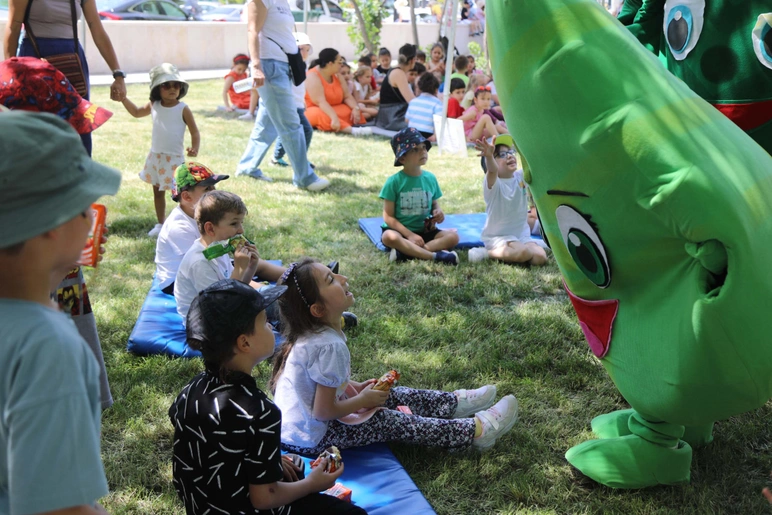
[294,32,312,47]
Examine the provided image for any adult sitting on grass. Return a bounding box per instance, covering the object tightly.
[305,48,371,136]
[0,112,121,515]
[375,43,417,132]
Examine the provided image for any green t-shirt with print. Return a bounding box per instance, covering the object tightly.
[379,170,443,233]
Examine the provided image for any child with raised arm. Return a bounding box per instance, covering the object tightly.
[271,258,519,454]
[380,128,460,265]
[121,63,200,237]
[170,279,365,515]
[0,112,121,515]
[469,135,548,265]
[222,53,259,119]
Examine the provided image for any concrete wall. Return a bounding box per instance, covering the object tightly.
[1,20,478,75]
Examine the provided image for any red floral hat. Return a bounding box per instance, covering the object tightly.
[0,57,112,135]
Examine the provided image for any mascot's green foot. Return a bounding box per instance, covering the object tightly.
[591,409,635,439]
[565,435,692,488]
[682,423,714,448]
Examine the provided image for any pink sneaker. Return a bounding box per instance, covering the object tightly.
[473,395,519,450]
[453,385,496,418]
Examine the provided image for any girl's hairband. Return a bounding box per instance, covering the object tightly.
[281,263,310,308]
[233,54,250,64]
[475,86,492,92]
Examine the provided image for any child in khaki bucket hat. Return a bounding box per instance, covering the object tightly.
[0,112,121,514]
[119,62,200,238]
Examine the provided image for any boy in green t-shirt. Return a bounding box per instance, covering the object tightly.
[379,128,459,265]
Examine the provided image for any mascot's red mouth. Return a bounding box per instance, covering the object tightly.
[712,99,772,132]
[564,282,618,359]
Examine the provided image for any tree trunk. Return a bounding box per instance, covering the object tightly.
[409,0,419,47]
[350,0,375,54]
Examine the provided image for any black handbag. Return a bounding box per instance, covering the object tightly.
[24,0,88,97]
[266,36,306,86]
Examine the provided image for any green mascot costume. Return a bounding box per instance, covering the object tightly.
[487,0,772,489]
[618,0,772,154]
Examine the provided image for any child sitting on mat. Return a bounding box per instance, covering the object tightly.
[155,162,229,295]
[271,258,519,455]
[174,190,285,322]
[380,128,459,265]
[223,53,258,120]
[169,279,364,515]
[468,135,548,265]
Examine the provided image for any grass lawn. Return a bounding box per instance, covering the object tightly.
[86,79,771,514]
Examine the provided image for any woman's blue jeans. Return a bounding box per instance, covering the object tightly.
[236,59,318,188]
[19,37,92,156]
[274,107,312,161]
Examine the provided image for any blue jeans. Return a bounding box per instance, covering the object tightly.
[274,107,312,161]
[19,37,92,156]
[236,59,318,187]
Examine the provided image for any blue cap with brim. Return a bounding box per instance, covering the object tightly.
[0,112,122,248]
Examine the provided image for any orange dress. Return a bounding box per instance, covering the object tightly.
[305,68,365,132]
[225,70,251,109]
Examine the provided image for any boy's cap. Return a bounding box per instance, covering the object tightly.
[391,127,431,166]
[0,112,121,247]
[172,162,229,202]
[149,63,188,99]
[187,279,287,345]
[480,134,517,172]
[0,57,113,135]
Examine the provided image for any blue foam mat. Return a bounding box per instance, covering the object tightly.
[127,261,283,358]
[359,213,487,252]
[292,444,436,515]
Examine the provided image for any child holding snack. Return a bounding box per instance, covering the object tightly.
[271,258,519,454]
[121,63,200,237]
[154,162,229,295]
[169,279,365,514]
[380,128,460,265]
[174,190,284,322]
[0,112,121,514]
[459,86,507,141]
[222,53,259,120]
[469,135,548,265]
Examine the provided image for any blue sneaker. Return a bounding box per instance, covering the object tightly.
[434,250,459,265]
[240,169,273,182]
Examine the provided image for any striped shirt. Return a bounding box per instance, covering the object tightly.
[406,93,443,134]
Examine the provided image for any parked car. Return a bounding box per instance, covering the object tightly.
[178,0,219,17]
[97,0,200,20]
[290,0,347,23]
[200,4,243,21]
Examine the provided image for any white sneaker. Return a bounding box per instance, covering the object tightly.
[472,395,519,450]
[147,223,163,238]
[305,177,330,192]
[453,385,497,418]
[351,126,373,136]
[238,112,254,121]
[468,247,488,263]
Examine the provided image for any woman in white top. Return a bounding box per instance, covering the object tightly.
[236,0,330,191]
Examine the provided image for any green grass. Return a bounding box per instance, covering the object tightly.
[87,79,772,514]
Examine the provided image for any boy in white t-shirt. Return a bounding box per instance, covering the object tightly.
[469,135,548,265]
[156,162,229,294]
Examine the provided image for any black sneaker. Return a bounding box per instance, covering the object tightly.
[327,261,339,274]
[342,312,358,330]
[434,250,459,265]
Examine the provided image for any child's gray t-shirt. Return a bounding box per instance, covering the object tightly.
[273,326,351,448]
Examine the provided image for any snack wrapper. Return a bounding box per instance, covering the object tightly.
[76,204,107,268]
[396,405,413,415]
[310,446,342,473]
[323,483,352,502]
[202,234,254,260]
[373,369,400,391]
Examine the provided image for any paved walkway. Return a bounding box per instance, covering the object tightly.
[90,68,230,86]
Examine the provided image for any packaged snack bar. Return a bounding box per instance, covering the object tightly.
[323,483,352,502]
[373,369,401,391]
[202,234,254,260]
[311,446,342,473]
[76,204,107,268]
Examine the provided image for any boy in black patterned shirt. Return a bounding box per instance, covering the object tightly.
[169,279,365,514]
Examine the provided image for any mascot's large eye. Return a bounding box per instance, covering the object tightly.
[752,13,772,70]
[555,205,610,288]
[663,0,705,61]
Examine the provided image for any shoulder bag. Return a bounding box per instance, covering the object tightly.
[24,0,88,97]
[266,36,306,87]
